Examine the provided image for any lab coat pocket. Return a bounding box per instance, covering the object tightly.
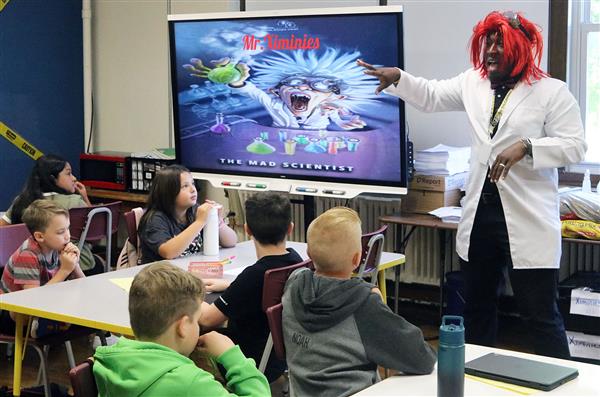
[505,106,546,138]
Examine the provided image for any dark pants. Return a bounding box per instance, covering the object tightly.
[461,191,570,359]
[218,327,286,383]
[0,309,18,335]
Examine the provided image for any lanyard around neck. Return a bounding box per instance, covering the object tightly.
[488,89,513,137]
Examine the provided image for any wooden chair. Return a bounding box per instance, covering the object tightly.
[69,201,121,272]
[258,259,313,373]
[69,357,98,397]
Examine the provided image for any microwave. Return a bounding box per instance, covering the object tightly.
[80,152,129,191]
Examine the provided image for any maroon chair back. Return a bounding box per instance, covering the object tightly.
[356,224,388,274]
[69,201,121,243]
[124,209,139,250]
[69,358,97,397]
[262,259,313,312]
[69,201,121,271]
[0,223,31,268]
[266,303,285,361]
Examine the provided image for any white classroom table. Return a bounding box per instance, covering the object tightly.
[0,240,404,396]
[353,344,600,397]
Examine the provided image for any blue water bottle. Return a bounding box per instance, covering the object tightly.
[437,315,465,397]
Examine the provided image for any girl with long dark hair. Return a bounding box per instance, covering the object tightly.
[138,165,237,264]
[0,155,104,274]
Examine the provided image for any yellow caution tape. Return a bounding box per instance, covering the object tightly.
[0,0,10,13]
[0,121,44,160]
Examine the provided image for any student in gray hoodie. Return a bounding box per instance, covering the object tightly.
[282,207,437,397]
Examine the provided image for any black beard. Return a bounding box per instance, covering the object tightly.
[489,69,522,89]
[488,70,510,85]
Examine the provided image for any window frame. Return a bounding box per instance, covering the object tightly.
[567,0,600,173]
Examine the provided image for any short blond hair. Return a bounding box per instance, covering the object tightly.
[307,207,362,272]
[129,262,205,339]
[22,199,69,234]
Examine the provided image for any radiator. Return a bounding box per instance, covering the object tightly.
[354,195,402,252]
[228,191,402,245]
[400,230,599,286]
[230,190,600,284]
[400,228,459,285]
[559,241,600,281]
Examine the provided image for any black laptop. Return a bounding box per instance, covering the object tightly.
[465,353,579,391]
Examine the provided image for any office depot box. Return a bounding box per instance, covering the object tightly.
[409,172,468,192]
[402,188,462,214]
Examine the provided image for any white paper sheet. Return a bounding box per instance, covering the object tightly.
[570,288,600,317]
[429,206,462,223]
[566,331,600,360]
[224,267,246,277]
[110,277,134,292]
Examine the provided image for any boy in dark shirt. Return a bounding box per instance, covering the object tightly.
[200,192,302,382]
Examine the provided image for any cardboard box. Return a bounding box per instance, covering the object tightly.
[409,172,468,192]
[402,189,462,214]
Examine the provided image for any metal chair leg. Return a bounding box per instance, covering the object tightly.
[35,345,49,386]
[258,333,273,373]
[6,342,14,358]
[288,372,295,397]
[65,340,76,369]
[32,345,51,397]
[282,370,290,397]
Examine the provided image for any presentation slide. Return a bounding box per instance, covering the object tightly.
[171,12,404,187]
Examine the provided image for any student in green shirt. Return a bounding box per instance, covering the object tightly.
[93,262,270,397]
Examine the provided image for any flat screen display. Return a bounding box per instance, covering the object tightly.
[169,6,407,196]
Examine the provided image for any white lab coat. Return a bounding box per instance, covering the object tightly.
[385,69,586,268]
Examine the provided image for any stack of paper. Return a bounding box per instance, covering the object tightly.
[130,148,176,160]
[415,144,470,176]
[429,206,462,223]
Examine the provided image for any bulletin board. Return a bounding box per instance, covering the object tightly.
[0,0,84,209]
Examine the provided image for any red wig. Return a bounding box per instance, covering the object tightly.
[470,11,548,84]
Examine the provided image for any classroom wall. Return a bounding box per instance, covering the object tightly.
[91,0,239,152]
[0,1,84,210]
[0,1,548,210]
[91,0,548,154]
[388,0,548,149]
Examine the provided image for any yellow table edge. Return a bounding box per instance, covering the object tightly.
[377,256,405,271]
[0,301,134,336]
